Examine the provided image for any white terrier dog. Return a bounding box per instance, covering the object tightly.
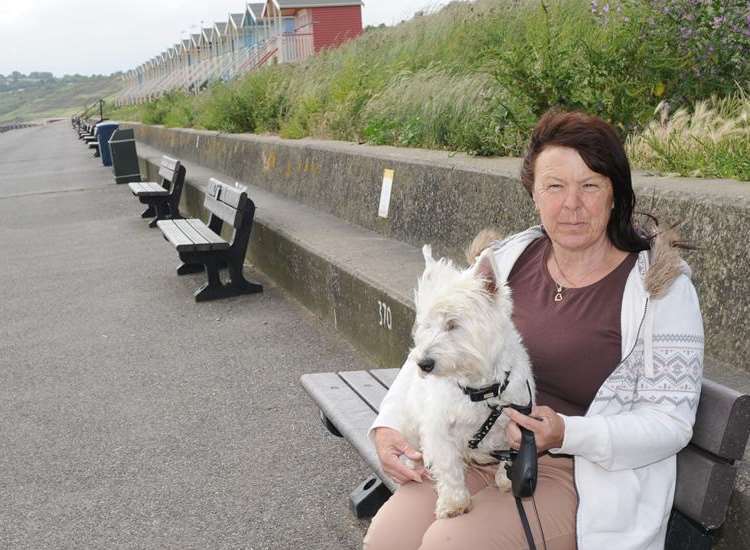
[401,245,535,519]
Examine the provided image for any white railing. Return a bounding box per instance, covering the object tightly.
[280,32,313,64]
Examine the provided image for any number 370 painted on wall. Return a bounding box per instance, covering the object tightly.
[377,300,393,331]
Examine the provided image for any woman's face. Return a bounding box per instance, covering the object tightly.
[532,146,614,252]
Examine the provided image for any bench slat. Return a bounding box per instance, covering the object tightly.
[675,444,737,529]
[171,219,212,251]
[370,368,400,389]
[131,181,169,197]
[692,379,750,461]
[142,182,167,192]
[184,219,229,251]
[208,177,247,209]
[158,165,176,182]
[301,373,395,492]
[128,182,144,194]
[160,156,179,171]
[204,178,250,228]
[205,195,242,227]
[157,220,194,252]
[338,371,388,412]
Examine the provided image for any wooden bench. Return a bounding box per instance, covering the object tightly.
[77,123,93,139]
[157,177,263,302]
[128,156,186,228]
[78,121,99,140]
[77,122,101,156]
[301,369,750,549]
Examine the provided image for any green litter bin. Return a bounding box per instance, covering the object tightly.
[108,128,142,184]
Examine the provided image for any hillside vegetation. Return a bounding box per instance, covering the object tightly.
[0,72,122,123]
[110,0,750,181]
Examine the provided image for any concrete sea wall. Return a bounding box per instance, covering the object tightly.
[128,123,750,374]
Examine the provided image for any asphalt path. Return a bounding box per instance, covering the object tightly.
[0,122,372,549]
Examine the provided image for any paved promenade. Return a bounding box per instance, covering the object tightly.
[0,122,371,549]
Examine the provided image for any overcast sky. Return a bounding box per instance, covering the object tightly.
[0,0,454,77]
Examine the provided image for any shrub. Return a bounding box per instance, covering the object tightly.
[484,1,684,134]
[140,92,194,126]
[623,0,750,99]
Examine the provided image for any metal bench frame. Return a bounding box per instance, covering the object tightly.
[157,177,263,302]
[128,156,186,227]
[301,369,750,549]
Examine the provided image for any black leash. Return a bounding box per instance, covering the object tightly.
[516,497,537,550]
[462,379,542,550]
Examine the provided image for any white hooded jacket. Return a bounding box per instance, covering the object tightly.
[371,226,704,550]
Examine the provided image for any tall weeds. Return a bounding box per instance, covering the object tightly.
[627,89,750,181]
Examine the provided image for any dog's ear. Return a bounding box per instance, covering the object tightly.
[422,245,434,268]
[472,249,499,295]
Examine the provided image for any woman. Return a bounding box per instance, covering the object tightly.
[365,111,704,550]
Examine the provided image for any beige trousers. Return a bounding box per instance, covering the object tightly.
[363,454,577,550]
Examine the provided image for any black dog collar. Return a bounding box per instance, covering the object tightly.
[460,370,511,402]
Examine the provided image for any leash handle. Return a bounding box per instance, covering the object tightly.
[509,381,538,499]
[511,425,538,498]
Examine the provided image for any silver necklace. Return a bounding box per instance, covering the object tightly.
[548,243,608,303]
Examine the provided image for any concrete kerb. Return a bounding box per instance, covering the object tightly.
[134,137,749,550]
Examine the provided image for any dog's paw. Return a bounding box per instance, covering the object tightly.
[495,468,512,492]
[435,491,472,519]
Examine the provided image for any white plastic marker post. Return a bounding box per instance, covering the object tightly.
[378,169,395,218]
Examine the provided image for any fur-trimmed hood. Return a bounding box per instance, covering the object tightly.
[642,227,691,298]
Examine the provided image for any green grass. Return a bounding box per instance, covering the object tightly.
[0,76,122,123]
[109,0,750,181]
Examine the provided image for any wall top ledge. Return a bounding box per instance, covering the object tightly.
[126,122,750,208]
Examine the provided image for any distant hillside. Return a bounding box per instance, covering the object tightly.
[0,72,123,123]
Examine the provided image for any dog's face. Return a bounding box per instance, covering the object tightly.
[409,245,513,384]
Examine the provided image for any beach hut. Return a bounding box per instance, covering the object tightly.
[261,0,363,62]
[244,3,268,49]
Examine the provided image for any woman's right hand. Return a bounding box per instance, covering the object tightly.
[373,427,427,484]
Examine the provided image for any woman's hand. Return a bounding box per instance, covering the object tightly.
[504,406,565,454]
[373,427,427,484]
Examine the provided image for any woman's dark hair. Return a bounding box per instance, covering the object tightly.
[520,110,651,252]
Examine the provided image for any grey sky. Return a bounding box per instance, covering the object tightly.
[0,0,453,77]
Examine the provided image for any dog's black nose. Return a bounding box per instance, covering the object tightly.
[418,358,435,373]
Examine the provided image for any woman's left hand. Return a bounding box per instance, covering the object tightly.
[504,406,565,453]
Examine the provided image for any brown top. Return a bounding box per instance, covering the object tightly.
[507,236,637,416]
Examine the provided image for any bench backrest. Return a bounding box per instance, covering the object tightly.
[204,177,250,229]
[674,379,750,529]
[158,156,185,192]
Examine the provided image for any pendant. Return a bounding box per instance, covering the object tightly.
[554,284,564,302]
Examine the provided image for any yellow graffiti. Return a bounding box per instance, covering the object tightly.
[261,150,322,177]
[262,150,277,172]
